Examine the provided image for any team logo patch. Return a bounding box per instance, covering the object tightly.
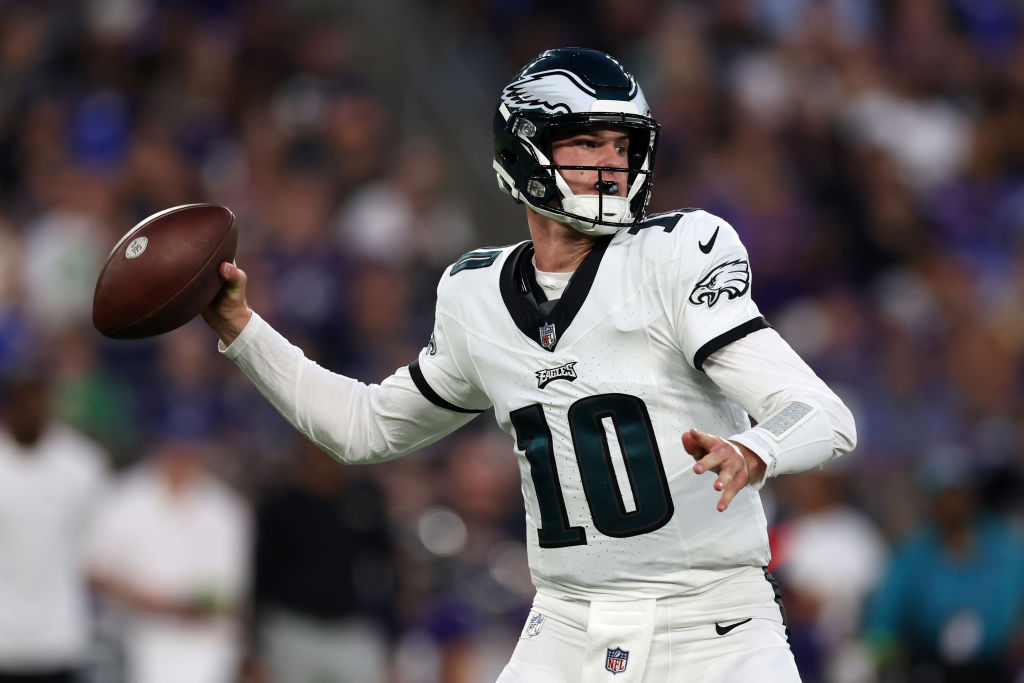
[524,612,546,638]
[688,259,750,308]
[539,322,558,350]
[535,362,578,389]
[605,647,629,674]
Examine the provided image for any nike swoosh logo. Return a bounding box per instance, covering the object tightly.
[715,618,751,635]
[699,226,720,254]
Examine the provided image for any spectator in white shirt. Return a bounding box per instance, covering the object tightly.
[0,362,110,683]
[87,434,251,683]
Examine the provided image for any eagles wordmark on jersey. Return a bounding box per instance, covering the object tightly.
[412,209,771,600]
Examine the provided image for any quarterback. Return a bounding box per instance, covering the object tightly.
[203,48,855,682]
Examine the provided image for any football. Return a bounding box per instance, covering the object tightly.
[92,203,237,339]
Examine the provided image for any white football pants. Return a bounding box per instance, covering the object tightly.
[497,569,801,683]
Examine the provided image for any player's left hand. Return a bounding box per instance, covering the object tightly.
[683,428,767,512]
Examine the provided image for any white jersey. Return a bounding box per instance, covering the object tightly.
[412,209,772,600]
[222,207,854,605]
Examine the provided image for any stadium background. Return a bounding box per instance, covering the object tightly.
[1,0,1023,681]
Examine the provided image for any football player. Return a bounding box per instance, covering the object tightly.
[203,48,855,682]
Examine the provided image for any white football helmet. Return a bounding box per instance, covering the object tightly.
[493,48,660,235]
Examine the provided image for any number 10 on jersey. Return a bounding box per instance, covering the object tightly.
[510,393,674,548]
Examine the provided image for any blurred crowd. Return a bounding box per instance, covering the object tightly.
[1,0,1023,682]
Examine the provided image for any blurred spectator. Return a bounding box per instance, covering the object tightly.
[0,218,18,307]
[144,323,228,440]
[747,0,879,46]
[19,166,113,334]
[841,69,972,194]
[771,465,888,683]
[0,360,110,682]
[251,438,398,683]
[50,328,136,461]
[257,162,354,367]
[87,436,251,683]
[0,219,33,372]
[340,259,425,381]
[335,136,474,269]
[406,430,530,683]
[862,449,1024,682]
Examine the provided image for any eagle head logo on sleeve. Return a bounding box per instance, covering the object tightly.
[688,259,751,308]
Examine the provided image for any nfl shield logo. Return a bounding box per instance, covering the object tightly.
[539,322,557,350]
[605,647,629,674]
[525,612,545,638]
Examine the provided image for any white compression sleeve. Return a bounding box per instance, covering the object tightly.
[703,328,857,486]
[220,313,479,463]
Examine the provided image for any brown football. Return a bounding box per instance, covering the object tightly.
[92,204,237,339]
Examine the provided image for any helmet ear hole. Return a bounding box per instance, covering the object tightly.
[501,149,518,165]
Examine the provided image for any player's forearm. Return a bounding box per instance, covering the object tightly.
[220,313,471,463]
[729,395,855,482]
[704,328,857,482]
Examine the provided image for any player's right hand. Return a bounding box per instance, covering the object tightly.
[201,261,253,347]
[683,428,763,512]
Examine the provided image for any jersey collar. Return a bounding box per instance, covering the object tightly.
[499,235,613,352]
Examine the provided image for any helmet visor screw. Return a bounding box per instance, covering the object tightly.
[527,179,546,198]
[516,119,537,138]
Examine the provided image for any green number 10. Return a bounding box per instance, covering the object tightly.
[510,393,674,548]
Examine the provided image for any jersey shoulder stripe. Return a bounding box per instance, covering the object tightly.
[408,359,487,413]
[693,316,771,371]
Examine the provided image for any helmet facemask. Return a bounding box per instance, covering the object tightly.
[495,109,659,236]
[493,48,661,237]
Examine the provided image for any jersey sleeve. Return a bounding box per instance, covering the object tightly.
[670,212,769,371]
[409,271,492,414]
[221,312,480,463]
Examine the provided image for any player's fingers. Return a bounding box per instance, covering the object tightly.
[713,456,748,491]
[690,428,720,449]
[716,474,748,511]
[218,262,248,299]
[682,430,706,458]
[692,443,733,475]
[715,454,751,511]
[219,261,244,283]
[202,262,252,342]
